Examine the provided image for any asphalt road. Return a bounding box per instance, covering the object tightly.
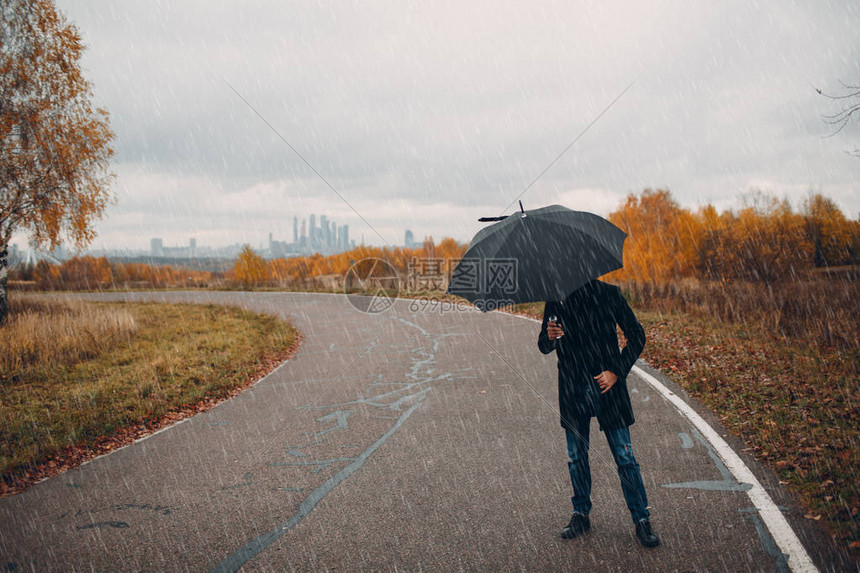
[0,291,852,572]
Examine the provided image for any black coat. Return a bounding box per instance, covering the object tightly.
[538,280,646,432]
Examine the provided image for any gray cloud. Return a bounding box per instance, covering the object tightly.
[17,0,857,251]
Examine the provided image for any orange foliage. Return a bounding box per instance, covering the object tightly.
[609,189,856,285]
[802,193,859,268]
[233,246,270,287]
[0,0,114,252]
[700,194,813,282]
[1,0,114,321]
[267,238,468,289]
[608,189,700,283]
[436,237,467,262]
[30,257,212,290]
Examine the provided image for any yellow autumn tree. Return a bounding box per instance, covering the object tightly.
[609,189,700,283]
[234,246,269,287]
[0,0,114,322]
[802,193,855,267]
[266,238,467,291]
[700,193,813,283]
[436,237,468,263]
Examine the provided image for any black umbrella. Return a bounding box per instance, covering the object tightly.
[447,203,626,311]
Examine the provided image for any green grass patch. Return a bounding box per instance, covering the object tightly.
[0,301,298,484]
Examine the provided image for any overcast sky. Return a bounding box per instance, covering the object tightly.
[18,0,859,252]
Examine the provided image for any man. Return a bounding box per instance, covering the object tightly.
[538,279,659,547]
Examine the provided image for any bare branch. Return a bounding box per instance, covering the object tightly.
[815,79,860,146]
[816,87,860,100]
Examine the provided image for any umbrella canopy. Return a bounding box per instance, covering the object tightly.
[447,204,626,311]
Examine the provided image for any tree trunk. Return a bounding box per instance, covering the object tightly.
[0,242,8,324]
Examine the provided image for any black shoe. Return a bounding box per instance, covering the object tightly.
[635,519,660,547]
[561,512,590,539]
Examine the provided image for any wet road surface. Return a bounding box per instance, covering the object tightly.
[0,292,849,572]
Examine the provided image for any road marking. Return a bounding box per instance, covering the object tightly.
[662,427,753,491]
[67,292,819,571]
[207,398,425,573]
[632,365,817,572]
[742,509,792,573]
[504,311,818,573]
[678,432,694,449]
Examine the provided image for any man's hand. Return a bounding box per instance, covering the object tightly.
[594,370,617,394]
[547,321,565,341]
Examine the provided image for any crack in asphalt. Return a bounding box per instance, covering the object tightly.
[207,315,470,573]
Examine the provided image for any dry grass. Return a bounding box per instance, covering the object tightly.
[637,309,859,551]
[620,278,860,350]
[619,279,859,548]
[509,281,860,551]
[1,297,138,377]
[0,299,299,493]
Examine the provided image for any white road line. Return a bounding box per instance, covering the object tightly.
[503,311,818,573]
[93,291,818,571]
[632,366,817,572]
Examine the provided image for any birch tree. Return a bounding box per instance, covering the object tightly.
[0,0,114,322]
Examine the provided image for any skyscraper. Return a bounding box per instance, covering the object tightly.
[320,215,329,249]
[293,216,298,244]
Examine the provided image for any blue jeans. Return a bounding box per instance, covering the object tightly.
[565,417,650,523]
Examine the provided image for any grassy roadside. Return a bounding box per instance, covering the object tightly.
[379,288,860,550]
[5,287,855,551]
[509,300,859,552]
[0,299,300,496]
[636,309,858,549]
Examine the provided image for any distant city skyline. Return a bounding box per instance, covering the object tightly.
[11,0,857,262]
[7,213,423,263]
[268,212,354,257]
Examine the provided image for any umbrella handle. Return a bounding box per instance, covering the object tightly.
[477,201,523,222]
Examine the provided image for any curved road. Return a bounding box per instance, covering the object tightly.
[0,292,850,572]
